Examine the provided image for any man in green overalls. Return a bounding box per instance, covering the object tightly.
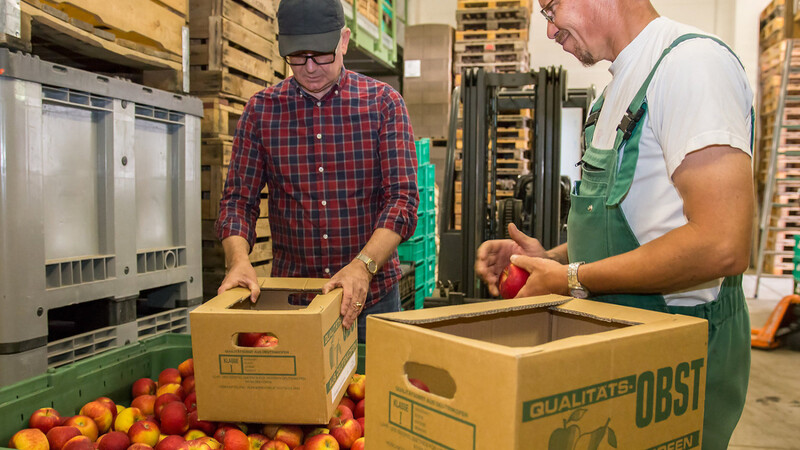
[475,1,753,448]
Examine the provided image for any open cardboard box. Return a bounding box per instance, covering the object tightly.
[365,295,708,449]
[190,278,357,424]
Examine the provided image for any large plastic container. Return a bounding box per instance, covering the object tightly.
[0,49,203,386]
[0,334,366,445]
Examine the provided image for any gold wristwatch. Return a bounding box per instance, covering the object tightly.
[355,253,378,275]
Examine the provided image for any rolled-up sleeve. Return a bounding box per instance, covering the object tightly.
[375,88,419,241]
[215,95,269,251]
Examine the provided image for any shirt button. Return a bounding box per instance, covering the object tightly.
[321,200,327,206]
[316,133,322,139]
[317,102,322,106]
[324,268,331,274]
[323,234,328,240]
[335,90,339,95]
[318,167,324,173]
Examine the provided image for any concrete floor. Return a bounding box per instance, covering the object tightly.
[729,275,800,450]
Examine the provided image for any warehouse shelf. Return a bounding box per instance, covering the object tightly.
[340,0,398,74]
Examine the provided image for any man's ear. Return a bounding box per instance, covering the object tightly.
[340,27,351,55]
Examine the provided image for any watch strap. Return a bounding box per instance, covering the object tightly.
[355,253,378,275]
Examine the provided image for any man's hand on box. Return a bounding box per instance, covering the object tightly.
[323,260,371,329]
[218,258,261,303]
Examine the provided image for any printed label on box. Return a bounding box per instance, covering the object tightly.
[405,60,421,78]
[389,392,476,450]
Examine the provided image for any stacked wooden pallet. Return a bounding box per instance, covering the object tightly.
[453,0,531,83]
[193,0,281,297]
[1,0,187,91]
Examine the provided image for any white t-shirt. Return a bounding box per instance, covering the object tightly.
[589,17,753,306]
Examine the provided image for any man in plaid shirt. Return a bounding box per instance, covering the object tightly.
[215,0,419,343]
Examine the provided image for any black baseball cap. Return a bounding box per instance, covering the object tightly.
[277,0,346,57]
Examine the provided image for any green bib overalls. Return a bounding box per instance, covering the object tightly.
[566,33,751,449]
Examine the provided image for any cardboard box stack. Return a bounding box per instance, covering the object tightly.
[192,0,285,297]
[190,278,358,424]
[757,0,800,275]
[403,24,454,140]
[398,138,437,309]
[365,295,709,449]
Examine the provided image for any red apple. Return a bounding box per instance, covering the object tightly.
[131,395,157,417]
[96,431,130,450]
[338,397,355,413]
[28,408,62,434]
[408,378,430,393]
[177,440,210,450]
[61,435,94,450]
[327,405,354,430]
[236,333,263,347]
[253,335,279,348]
[183,392,197,412]
[158,368,182,387]
[156,383,185,401]
[273,426,302,449]
[302,434,339,450]
[329,419,361,449]
[154,393,182,419]
[178,358,194,378]
[247,434,269,450]
[155,435,185,450]
[132,378,158,398]
[197,437,221,450]
[187,410,215,435]
[94,397,118,421]
[62,416,98,442]
[9,429,49,450]
[351,437,364,450]
[346,374,365,402]
[128,420,160,447]
[356,418,365,437]
[303,428,328,440]
[159,402,189,435]
[260,441,289,450]
[46,426,82,450]
[80,400,114,434]
[181,376,195,395]
[127,444,155,450]
[222,429,249,450]
[353,399,365,419]
[498,263,530,299]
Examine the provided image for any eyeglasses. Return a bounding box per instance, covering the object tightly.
[284,52,337,66]
[540,0,558,23]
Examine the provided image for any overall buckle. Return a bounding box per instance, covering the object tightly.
[617,106,646,140]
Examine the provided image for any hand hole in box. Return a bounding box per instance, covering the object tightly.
[235,332,279,348]
[404,361,455,399]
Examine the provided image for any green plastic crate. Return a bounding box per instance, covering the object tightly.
[398,236,426,263]
[419,162,435,189]
[420,186,435,211]
[416,138,430,166]
[415,210,434,237]
[0,334,367,444]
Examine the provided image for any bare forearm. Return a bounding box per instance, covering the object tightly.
[545,243,569,264]
[361,228,403,268]
[222,235,251,268]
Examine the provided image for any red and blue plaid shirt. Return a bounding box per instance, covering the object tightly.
[216,69,419,307]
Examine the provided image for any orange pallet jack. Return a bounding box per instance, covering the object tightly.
[751,294,800,350]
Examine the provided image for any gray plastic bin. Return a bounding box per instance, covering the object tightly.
[0,49,203,386]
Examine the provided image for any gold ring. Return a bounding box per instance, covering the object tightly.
[354,302,363,309]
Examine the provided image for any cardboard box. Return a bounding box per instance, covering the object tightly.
[366,296,708,449]
[190,277,357,424]
[404,24,454,139]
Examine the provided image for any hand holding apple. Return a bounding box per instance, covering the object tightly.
[498,263,530,299]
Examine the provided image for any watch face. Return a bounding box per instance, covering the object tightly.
[367,261,377,273]
[570,288,589,299]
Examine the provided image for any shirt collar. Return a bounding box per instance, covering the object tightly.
[291,66,350,101]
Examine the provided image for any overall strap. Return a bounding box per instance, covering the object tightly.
[606,33,747,206]
[583,94,605,150]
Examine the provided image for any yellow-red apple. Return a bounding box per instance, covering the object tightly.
[28,407,62,434]
[128,420,161,447]
[221,429,249,450]
[355,418,364,437]
[61,416,98,443]
[183,392,197,413]
[94,397,117,419]
[346,375,365,402]
[9,428,49,450]
[176,439,210,450]
[127,443,155,450]
[153,393,182,419]
[327,405,354,430]
[80,401,114,434]
[302,434,339,450]
[183,430,206,441]
[113,407,145,433]
[131,395,157,417]
[61,435,94,450]
[253,335,278,348]
[197,437,221,450]
[178,358,194,378]
[158,368,182,387]
[155,435,184,450]
[96,431,130,450]
[187,410,215,435]
[46,426,82,450]
[156,383,185,401]
[351,437,364,450]
[329,419,361,449]
[159,402,189,435]
[498,263,530,299]
[132,378,157,398]
[260,441,289,450]
[338,397,355,413]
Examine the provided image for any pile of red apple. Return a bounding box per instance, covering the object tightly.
[8,357,371,450]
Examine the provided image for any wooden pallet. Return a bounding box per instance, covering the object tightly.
[5,0,184,91]
[457,0,532,9]
[454,60,528,75]
[203,238,273,268]
[454,158,528,174]
[767,229,800,252]
[455,49,528,64]
[454,38,527,54]
[455,28,528,41]
[763,254,796,275]
[201,138,234,166]
[201,95,247,139]
[456,6,529,22]
[201,166,269,220]
[455,127,530,140]
[457,18,529,32]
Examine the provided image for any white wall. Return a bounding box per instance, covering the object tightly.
[407,0,770,92]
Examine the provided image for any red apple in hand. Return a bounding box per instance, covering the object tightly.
[498,263,530,299]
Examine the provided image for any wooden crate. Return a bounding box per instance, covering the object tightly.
[455,49,528,65]
[455,28,528,41]
[454,38,527,54]
[201,96,246,139]
[190,0,278,101]
[357,0,380,26]
[202,238,273,269]
[201,165,269,220]
[5,0,184,91]
[457,0,532,9]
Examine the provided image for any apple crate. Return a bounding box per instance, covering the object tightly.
[0,334,192,446]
